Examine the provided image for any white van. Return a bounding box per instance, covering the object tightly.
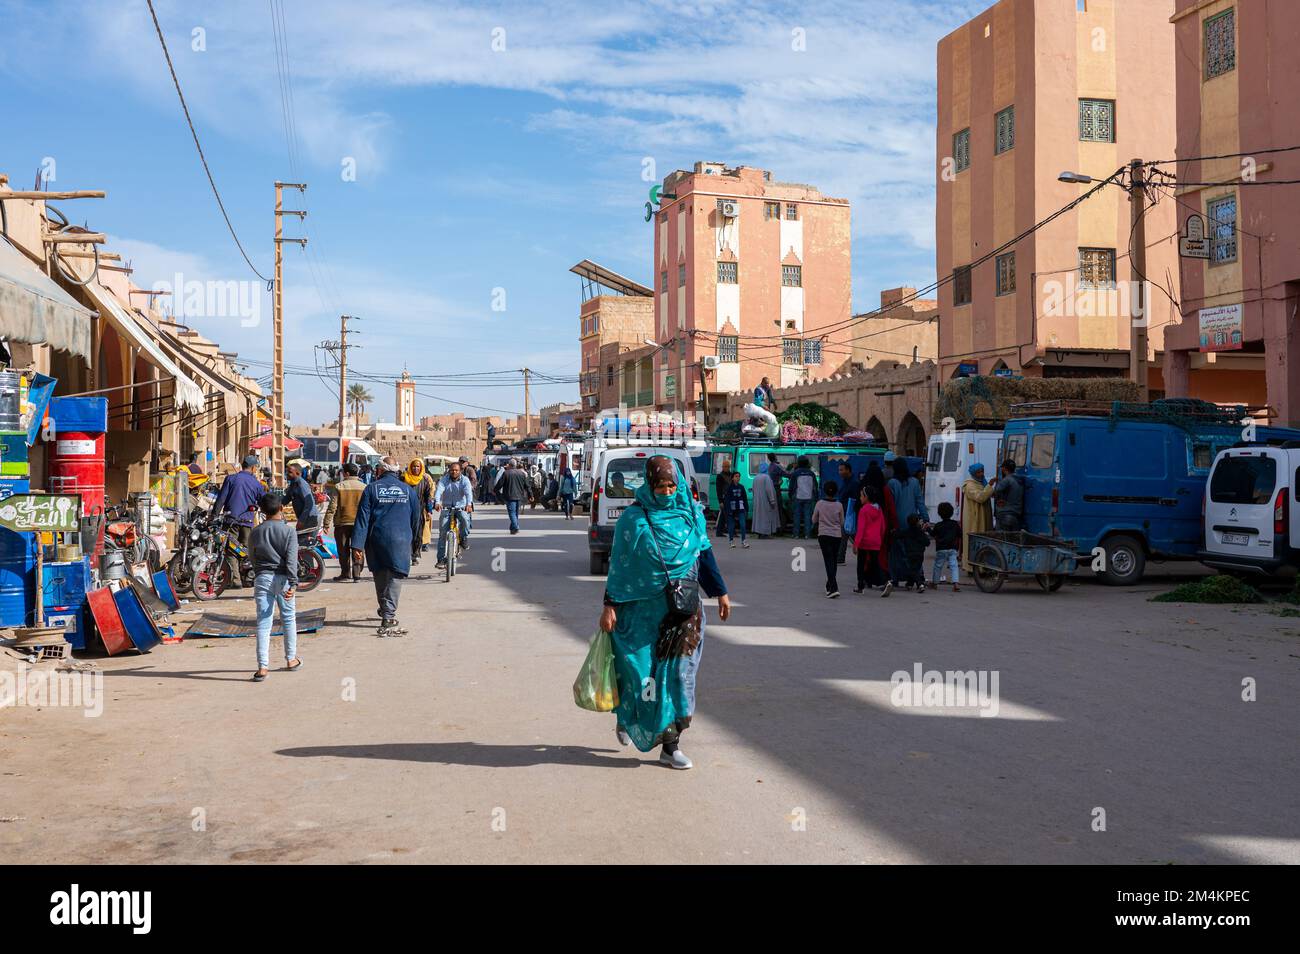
[924,429,1003,519]
[587,445,700,575]
[1199,444,1298,577]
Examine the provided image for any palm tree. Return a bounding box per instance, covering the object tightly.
[346,383,373,433]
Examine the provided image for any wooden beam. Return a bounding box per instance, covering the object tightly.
[43,232,106,244]
[0,190,106,200]
[55,250,122,261]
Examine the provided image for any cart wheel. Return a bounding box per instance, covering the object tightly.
[1036,573,1066,592]
[972,545,1007,593]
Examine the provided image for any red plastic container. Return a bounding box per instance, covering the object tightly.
[49,430,106,554]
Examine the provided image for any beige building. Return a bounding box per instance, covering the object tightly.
[851,287,938,370]
[936,0,1178,382]
[572,260,655,426]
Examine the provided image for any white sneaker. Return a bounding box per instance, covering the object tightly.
[881,581,893,598]
[730,542,736,548]
[659,748,693,770]
[615,725,632,747]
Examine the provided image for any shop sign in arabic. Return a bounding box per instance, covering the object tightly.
[0,494,82,532]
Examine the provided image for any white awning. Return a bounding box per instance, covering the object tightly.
[82,280,206,413]
[0,236,93,360]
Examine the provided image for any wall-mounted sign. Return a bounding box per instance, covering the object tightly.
[664,374,677,398]
[0,493,82,532]
[1199,303,1243,352]
[1180,213,1210,259]
[957,362,978,377]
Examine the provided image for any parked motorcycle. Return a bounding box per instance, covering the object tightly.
[166,510,225,601]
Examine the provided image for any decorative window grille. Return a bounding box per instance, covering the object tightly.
[802,339,822,365]
[717,261,738,283]
[718,335,738,363]
[953,128,971,172]
[1204,9,1235,79]
[782,338,802,365]
[995,106,1015,154]
[953,266,972,305]
[1208,195,1238,264]
[996,252,1016,295]
[1078,247,1116,287]
[1079,99,1115,142]
[678,264,686,287]
[781,264,802,287]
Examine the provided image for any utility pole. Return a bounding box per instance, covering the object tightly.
[1128,158,1149,402]
[273,180,307,483]
[522,367,531,438]
[319,314,358,464]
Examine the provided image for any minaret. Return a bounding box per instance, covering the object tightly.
[396,370,415,429]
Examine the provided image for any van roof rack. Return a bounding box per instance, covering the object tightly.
[1010,398,1271,431]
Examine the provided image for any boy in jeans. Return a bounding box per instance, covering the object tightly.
[249,493,301,681]
[724,469,750,548]
[812,480,844,598]
[929,501,962,591]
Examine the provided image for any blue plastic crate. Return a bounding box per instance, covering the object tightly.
[49,396,108,433]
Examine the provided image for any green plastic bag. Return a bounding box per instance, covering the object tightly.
[573,629,619,712]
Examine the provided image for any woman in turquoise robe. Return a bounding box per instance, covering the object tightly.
[600,456,731,770]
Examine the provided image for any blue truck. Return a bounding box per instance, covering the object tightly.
[1000,400,1296,585]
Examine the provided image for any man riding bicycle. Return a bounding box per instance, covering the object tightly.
[434,460,474,570]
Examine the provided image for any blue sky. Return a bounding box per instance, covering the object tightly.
[0,0,985,426]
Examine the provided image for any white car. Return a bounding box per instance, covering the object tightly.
[587,446,697,575]
[1199,444,1298,577]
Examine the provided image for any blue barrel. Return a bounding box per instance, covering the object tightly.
[0,477,34,627]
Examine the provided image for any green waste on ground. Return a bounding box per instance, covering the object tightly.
[1150,575,1264,604]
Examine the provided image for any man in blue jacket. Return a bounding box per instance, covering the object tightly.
[212,454,265,589]
[350,457,422,637]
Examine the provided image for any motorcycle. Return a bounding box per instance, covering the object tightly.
[209,518,327,597]
[166,510,226,600]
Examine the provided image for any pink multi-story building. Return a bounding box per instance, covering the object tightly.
[936,0,1179,383]
[1161,0,1300,422]
[653,163,852,420]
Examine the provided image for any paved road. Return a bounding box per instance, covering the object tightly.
[2,504,1297,864]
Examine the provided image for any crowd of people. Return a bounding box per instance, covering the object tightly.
[718,451,1027,599]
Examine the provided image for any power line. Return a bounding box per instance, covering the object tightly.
[145,0,271,285]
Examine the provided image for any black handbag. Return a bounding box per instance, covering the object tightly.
[635,505,701,624]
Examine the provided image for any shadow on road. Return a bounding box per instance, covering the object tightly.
[276,741,641,769]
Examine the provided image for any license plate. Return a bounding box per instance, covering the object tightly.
[607,507,624,519]
[1221,532,1250,546]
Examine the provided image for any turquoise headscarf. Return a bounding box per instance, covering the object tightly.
[605,457,710,603]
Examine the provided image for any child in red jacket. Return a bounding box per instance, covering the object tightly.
[852,485,887,593]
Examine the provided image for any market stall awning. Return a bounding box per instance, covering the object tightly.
[82,280,206,413]
[248,433,302,451]
[0,236,93,360]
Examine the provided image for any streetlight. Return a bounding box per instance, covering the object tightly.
[1057,164,1150,401]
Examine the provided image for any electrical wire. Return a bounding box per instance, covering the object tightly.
[145,0,271,286]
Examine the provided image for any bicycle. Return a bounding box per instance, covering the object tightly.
[444,507,464,582]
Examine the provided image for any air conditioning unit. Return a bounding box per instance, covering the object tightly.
[701,355,720,370]
[720,200,740,219]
